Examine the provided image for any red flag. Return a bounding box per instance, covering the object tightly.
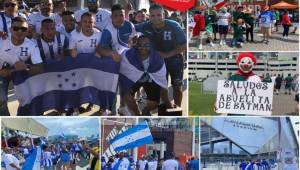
[154,0,196,12]
[214,0,227,10]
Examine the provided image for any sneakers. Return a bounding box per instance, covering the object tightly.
[209,42,215,47]
[198,43,203,50]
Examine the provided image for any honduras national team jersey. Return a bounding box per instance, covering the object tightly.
[28,12,60,33]
[75,8,111,31]
[111,158,131,170]
[0,12,27,34]
[0,37,42,68]
[259,10,275,27]
[69,28,102,54]
[99,20,136,54]
[135,19,186,53]
[34,33,68,61]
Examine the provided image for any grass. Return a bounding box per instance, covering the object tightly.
[189,81,218,116]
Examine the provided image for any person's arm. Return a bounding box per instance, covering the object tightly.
[158,44,186,59]
[96,29,121,62]
[84,145,99,159]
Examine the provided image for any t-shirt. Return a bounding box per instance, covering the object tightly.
[244,13,254,25]
[147,161,158,170]
[135,19,186,53]
[162,159,178,170]
[142,57,150,71]
[0,37,42,68]
[69,28,102,54]
[259,10,275,27]
[3,153,20,170]
[111,158,131,170]
[28,12,60,33]
[138,160,148,170]
[34,33,68,61]
[231,23,245,39]
[233,12,245,22]
[285,76,293,84]
[100,20,136,54]
[56,24,76,39]
[217,12,230,26]
[88,147,99,170]
[75,8,111,31]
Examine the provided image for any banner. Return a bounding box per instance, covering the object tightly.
[216,80,274,115]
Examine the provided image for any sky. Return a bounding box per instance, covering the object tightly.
[34,118,99,138]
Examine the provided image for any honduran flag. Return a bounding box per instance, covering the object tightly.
[21,146,42,170]
[119,48,167,95]
[109,121,153,152]
[11,54,120,116]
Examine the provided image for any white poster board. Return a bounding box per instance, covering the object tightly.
[216,80,274,116]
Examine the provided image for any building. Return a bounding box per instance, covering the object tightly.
[188,52,299,80]
[101,118,199,164]
[201,117,299,169]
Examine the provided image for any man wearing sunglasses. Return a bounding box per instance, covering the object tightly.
[74,0,111,31]
[135,4,186,110]
[120,34,167,116]
[0,17,43,116]
[0,0,27,38]
[28,0,60,38]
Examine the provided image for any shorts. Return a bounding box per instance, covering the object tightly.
[261,26,271,35]
[130,81,161,103]
[165,55,184,87]
[218,25,228,34]
[275,83,281,90]
[212,24,218,33]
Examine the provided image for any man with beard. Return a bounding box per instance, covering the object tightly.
[74,0,111,31]
[28,0,60,38]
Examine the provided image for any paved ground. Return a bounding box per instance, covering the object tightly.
[272,90,298,116]
[189,26,299,51]
[7,69,188,116]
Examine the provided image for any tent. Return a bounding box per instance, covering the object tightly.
[2,118,49,137]
[271,1,298,9]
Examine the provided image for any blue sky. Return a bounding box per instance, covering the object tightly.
[34,118,99,138]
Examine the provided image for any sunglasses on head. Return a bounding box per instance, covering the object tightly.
[12,26,28,32]
[4,3,17,8]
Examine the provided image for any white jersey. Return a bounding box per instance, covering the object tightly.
[111,158,131,170]
[28,12,60,33]
[0,37,42,68]
[74,8,111,31]
[217,12,230,26]
[162,159,178,170]
[56,24,76,39]
[3,153,20,170]
[138,160,148,170]
[34,33,67,61]
[147,161,158,170]
[69,28,101,54]
[0,12,27,34]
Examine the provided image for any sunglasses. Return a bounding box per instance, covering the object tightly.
[12,26,28,32]
[137,44,151,48]
[4,3,17,8]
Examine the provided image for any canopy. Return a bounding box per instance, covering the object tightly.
[271,1,298,9]
[2,118,49,137]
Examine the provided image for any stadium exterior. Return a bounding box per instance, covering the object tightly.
[200,117,299,170]
[189,52,299,80]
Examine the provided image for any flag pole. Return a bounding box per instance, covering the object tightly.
[133,117,139,162]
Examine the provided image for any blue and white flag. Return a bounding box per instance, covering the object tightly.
[22,146,42,170]
[119,48,167,95]
[109,121,153,152]
[11,54,120,115]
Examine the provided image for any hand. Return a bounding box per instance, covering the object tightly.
[0,69,11,77]
[70,50,78,58]
[128,36,138,48]
[111,51,121,62]
[0,32,8,39]
[14,61,28,71]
